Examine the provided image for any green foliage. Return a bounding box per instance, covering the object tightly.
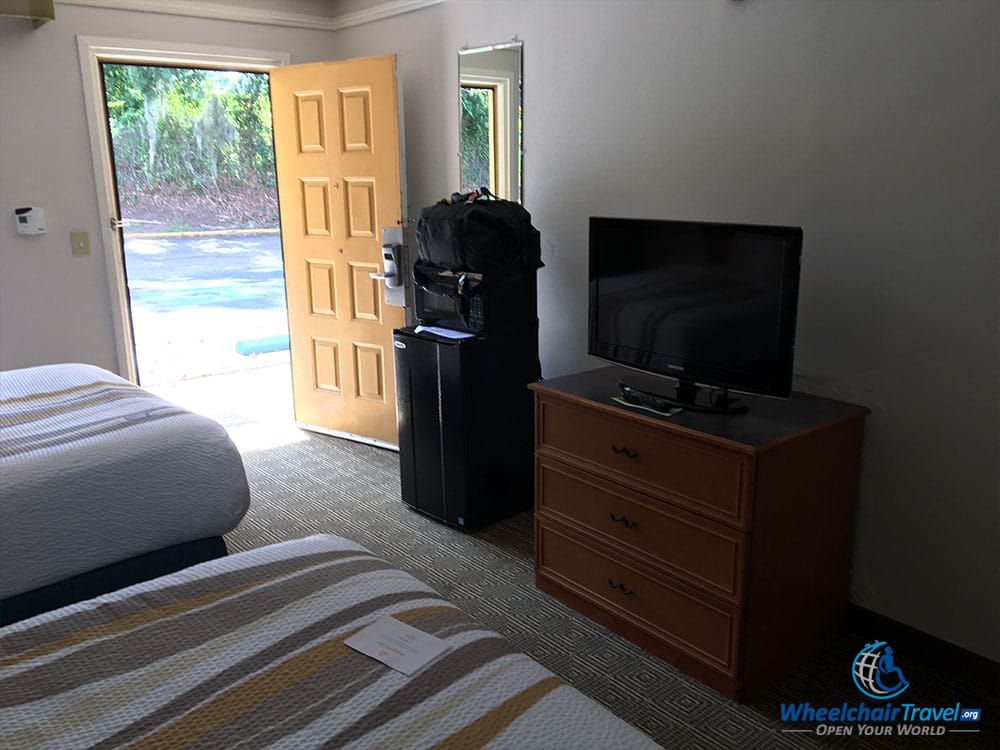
[102,64,144,126]
[225,73,276,187]
[461,87,492,192]
[102,64,275,195]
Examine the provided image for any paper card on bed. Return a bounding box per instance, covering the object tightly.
[345,616,452,676]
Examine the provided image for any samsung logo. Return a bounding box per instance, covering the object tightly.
[667,364,684,371]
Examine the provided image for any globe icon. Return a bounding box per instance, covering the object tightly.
[852,641,910,700]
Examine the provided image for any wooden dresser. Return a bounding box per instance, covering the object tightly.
[529,367,869,698]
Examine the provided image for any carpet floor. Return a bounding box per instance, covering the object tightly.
[156,368,997,749]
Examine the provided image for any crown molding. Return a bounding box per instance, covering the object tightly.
[56,0,444,31]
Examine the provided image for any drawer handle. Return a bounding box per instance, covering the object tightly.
[607,578,634,596]
[609,512,637,529]
[611,444,638,459]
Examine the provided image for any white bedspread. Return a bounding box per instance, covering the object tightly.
[0,363,250,599]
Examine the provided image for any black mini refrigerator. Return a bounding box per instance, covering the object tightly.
[393,325,537,531]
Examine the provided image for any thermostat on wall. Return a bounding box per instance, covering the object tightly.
[14,207,46,235]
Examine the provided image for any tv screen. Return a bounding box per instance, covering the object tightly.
[588,217,802,401]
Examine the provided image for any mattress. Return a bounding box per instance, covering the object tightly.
[0,534,660,749]
[0,363,250,600]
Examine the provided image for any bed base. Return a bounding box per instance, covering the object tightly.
[0,536,227,626]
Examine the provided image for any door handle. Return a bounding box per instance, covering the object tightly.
[376,242,403,288]
[379,227,406,307]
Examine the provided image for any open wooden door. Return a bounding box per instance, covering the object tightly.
[270,55,405,447]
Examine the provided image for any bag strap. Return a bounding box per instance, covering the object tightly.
[446,187,498,204]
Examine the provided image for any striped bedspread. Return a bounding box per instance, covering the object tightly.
[0,535,660,749]
[0,363,250,600]
[0,365,186,458]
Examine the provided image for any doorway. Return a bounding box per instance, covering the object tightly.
[78,40,293,431]
[81,41,406,446]
[101,63,289,388]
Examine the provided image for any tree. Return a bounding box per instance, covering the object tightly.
[460,86,492,192]
[225,73,275,186]
[194,94,235,192]
[101,64,278,228]
[104,65,210,182]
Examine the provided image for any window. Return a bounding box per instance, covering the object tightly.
[460,83,497,193]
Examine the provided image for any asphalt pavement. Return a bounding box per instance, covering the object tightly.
[123,231,287,313]
[122,231,290,385]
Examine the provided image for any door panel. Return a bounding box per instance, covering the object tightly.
[271,55,404,445]
[301,178,333,235]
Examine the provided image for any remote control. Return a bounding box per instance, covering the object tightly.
[619,382,674,413]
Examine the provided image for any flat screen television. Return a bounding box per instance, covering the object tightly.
[588,216,802,413]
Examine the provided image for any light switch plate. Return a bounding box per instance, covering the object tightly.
[70,230,90,257]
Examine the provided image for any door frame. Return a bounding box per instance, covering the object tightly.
[459,63,518,201]
[77,36,291,382]
[460,75,509,198]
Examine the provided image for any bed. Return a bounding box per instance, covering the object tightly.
[0,534,659,749]
[0,363,251,624]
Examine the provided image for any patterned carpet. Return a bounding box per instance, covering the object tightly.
[158,368,997,749]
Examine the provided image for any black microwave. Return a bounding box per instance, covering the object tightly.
[412,263,486,333]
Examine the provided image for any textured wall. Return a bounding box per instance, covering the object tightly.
[332,0,1000,660]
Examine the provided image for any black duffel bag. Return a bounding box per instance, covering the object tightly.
[415,189,542,275]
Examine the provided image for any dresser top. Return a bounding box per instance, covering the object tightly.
[530,366,869,450]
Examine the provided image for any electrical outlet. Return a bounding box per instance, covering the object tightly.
[70,230,90,257]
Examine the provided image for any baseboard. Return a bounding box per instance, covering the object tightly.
[847,604,999,687]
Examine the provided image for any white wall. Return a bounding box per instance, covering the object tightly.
[331,0,1000,660]
[0,0,997,661]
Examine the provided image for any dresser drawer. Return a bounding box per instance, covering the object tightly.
[536,458,744,599]
[537,523,738,673]
[537,397,752,526]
